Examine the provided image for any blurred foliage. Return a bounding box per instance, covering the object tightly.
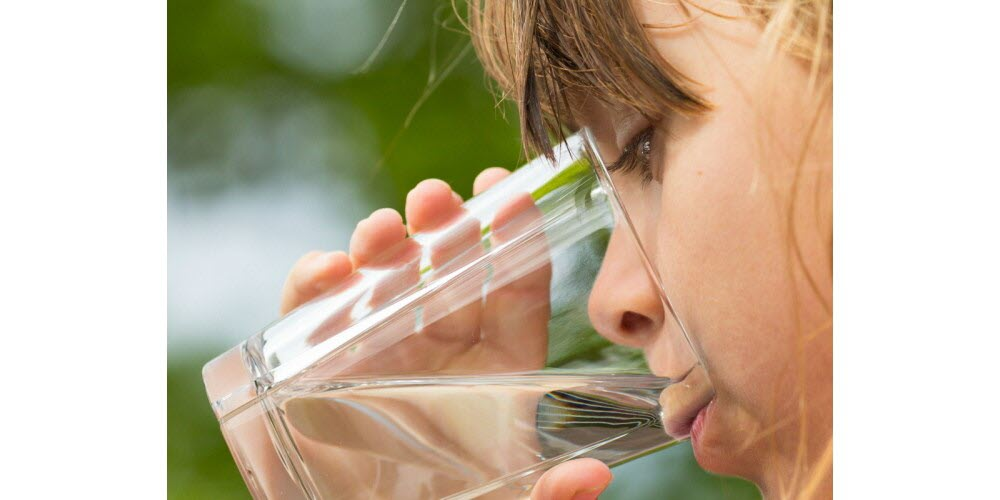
[168,0,760,498]
[169,0,524,205]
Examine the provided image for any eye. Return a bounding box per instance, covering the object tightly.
[608,127,656,184]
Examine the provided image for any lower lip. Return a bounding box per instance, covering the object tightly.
[690,400,712,445]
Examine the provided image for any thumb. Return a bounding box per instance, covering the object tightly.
[530,458,612,500]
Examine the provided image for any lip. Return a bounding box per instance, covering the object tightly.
[659,365,715,439]
[663,395,712,439]
[690,398,713,445]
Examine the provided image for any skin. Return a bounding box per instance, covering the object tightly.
[279,1,832,498]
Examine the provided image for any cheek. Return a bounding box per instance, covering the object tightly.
[650,114,800,419]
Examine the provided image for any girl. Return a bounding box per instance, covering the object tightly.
[280,1,832,498]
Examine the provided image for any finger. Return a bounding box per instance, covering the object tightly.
[309,207,421,371]
[280,250,354,314]
[473,167,511,196]
[530,459,612,500]
[349,208,420,306]
[407,166,508,355]
[405,178,485,351]
[349,208,411,267]
[481,193,553,369]
[405,179,463,235]
[404,178,476,266]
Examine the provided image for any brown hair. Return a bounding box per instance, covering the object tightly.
[466,0,711,157]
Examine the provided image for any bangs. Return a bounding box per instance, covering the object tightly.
[467,0,710,157]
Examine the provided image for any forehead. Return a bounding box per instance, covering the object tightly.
[575,1,760,148]
[631,0,691,26]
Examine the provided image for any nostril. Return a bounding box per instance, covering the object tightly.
[619,311,653,335]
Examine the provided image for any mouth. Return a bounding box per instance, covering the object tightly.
[690,398,713,445]
[658,364,715,439]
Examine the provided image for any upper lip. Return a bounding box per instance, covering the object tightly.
[659,364,715,439]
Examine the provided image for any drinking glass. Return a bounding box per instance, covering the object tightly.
[203,129,710,499]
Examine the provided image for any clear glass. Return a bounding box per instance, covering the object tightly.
[203,130,710,499]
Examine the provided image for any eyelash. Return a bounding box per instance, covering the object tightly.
[608,126,656,184]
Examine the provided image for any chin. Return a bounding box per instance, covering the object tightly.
[689,399,765,485]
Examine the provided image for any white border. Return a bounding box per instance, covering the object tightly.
[0,2,166,496]
[836,1,1000,497]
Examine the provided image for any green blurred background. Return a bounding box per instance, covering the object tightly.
[168,1,761,498]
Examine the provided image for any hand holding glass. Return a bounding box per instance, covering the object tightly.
[203,130,712,499]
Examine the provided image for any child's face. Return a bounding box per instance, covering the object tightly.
[581,0,832,488]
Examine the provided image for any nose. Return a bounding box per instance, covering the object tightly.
[588,227,700,379]
[588,227,664,349]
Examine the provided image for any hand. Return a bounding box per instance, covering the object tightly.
[281,167,550,377]
[277,169,613,499]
